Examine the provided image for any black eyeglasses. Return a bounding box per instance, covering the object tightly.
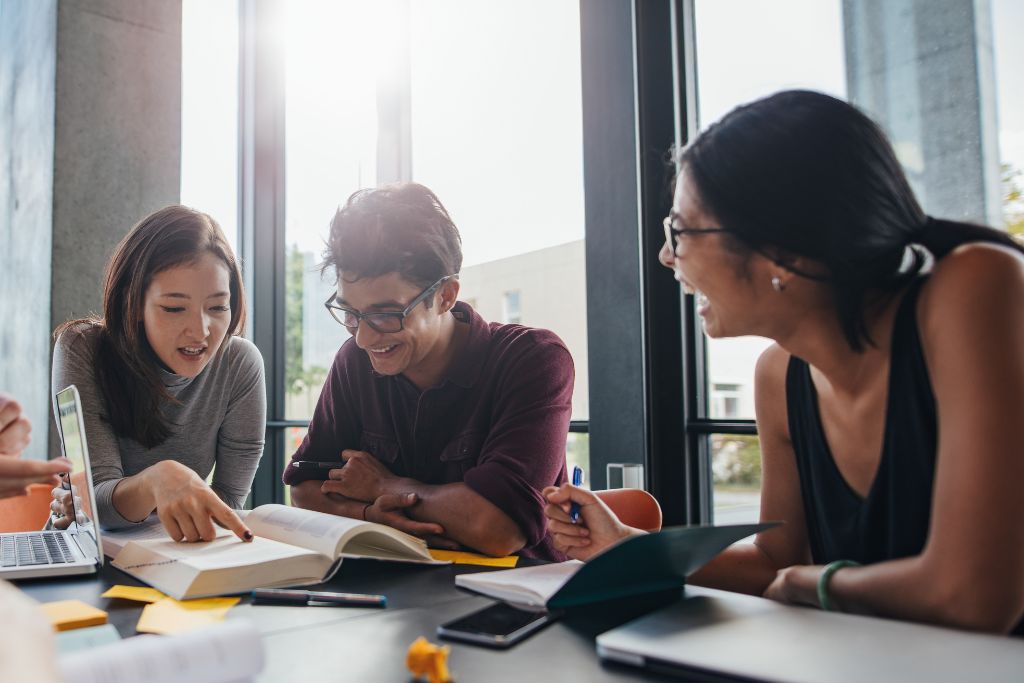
[663,216,726,253]
[324,276,454,333]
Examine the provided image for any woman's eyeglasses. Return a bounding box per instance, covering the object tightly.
[324,276,454,333]
[663,216,726,253]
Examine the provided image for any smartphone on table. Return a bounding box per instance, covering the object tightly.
[437,602,561,649]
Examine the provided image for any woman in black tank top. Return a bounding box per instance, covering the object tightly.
[544,90,1024,635]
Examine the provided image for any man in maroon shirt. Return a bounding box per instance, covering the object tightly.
[284,183,573,560]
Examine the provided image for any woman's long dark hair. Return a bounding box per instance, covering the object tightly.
[680,89,1023,351]
[55,206,246,448]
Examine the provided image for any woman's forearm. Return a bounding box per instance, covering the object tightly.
[109,466,160,523]
[827,555,1021,633]
[689,542,782,596]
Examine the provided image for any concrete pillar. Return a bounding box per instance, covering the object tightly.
[843,0,1002,228]
[0,0,59,456]
[0,0,181,457]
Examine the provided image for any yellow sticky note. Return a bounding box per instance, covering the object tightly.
[429,549,519,568]
[102,585,167,603]
[40,600,108,632]
[135,596,239,635]
[174,596,240,618]
[136,599,221,635]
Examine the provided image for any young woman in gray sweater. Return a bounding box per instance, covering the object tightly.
[52,206,265,543]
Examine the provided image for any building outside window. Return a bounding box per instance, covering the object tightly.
[502,290,522,324]
[710,382,743,420]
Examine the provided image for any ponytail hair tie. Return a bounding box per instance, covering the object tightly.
[896,216,936,275]
[898,242,935,275]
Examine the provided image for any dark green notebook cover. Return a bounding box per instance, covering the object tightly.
[547,522,779,609]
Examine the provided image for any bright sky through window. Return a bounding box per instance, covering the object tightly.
[182,1,1024,256]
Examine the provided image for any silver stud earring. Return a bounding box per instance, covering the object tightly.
[771,276,785,292]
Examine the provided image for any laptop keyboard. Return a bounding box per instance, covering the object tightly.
[0,533,75,567]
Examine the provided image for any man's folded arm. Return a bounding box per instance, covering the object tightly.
[376,479,526,557]
[290,479,366,518]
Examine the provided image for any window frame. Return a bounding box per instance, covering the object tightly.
[236,0,748,519]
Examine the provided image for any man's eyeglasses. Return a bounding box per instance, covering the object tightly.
[324,276,454,334]
[663,216,726,253]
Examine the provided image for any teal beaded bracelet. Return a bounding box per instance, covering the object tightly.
[817,559,860,611]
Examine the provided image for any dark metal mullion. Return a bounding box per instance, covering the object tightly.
[674,0,716,525]
[265,421,313,430]
[687,420,758,436]
[265,420,593,433]
[634,0,687,527]
[580,0,646,492]
[239,0,287,507]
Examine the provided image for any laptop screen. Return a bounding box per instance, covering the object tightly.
[55,386,102,562]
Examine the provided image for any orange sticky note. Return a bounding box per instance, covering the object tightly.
[40,600,108,632]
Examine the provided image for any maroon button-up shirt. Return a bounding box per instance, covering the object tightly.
[283,302,574,560]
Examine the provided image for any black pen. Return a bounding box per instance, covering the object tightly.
[288,460,344,470]
[251,588,387,608]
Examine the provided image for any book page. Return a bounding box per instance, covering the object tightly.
[246,504,435,563]
[103,511,256,557]
[58,619,263,683]
[245,504,365,557]
[101,516,207,556]
[455,561,582,607]
[113,534,326,599]
[118,534,317,571]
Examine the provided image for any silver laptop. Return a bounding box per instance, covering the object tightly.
[596,586,1024,682]
[0,385,103,579]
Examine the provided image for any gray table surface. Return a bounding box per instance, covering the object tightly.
[18,558,682,682]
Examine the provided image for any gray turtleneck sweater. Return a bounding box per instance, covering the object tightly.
[51,323,266,529]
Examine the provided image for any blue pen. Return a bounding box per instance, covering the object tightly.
[569,465,585,523]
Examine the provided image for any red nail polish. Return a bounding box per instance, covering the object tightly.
[244,531,253,541]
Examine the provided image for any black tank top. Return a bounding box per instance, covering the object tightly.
[787,279,935,564]
[786,278,1023,635]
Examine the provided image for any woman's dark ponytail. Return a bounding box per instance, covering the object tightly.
[915,216,1023,261]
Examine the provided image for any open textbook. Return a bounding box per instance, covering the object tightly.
[456,522,778,608]
[58,620,262,683]
[104,504,442,600]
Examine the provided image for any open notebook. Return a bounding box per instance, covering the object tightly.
[456,523,776,608]
[105,504,444,600]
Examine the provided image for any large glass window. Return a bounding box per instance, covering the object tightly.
[180,0,239,250]
[408,0,587,472]
[692,0,1022,524]
[994,0,1024,236]
[280,1,588,473]
[281,1,377,421]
